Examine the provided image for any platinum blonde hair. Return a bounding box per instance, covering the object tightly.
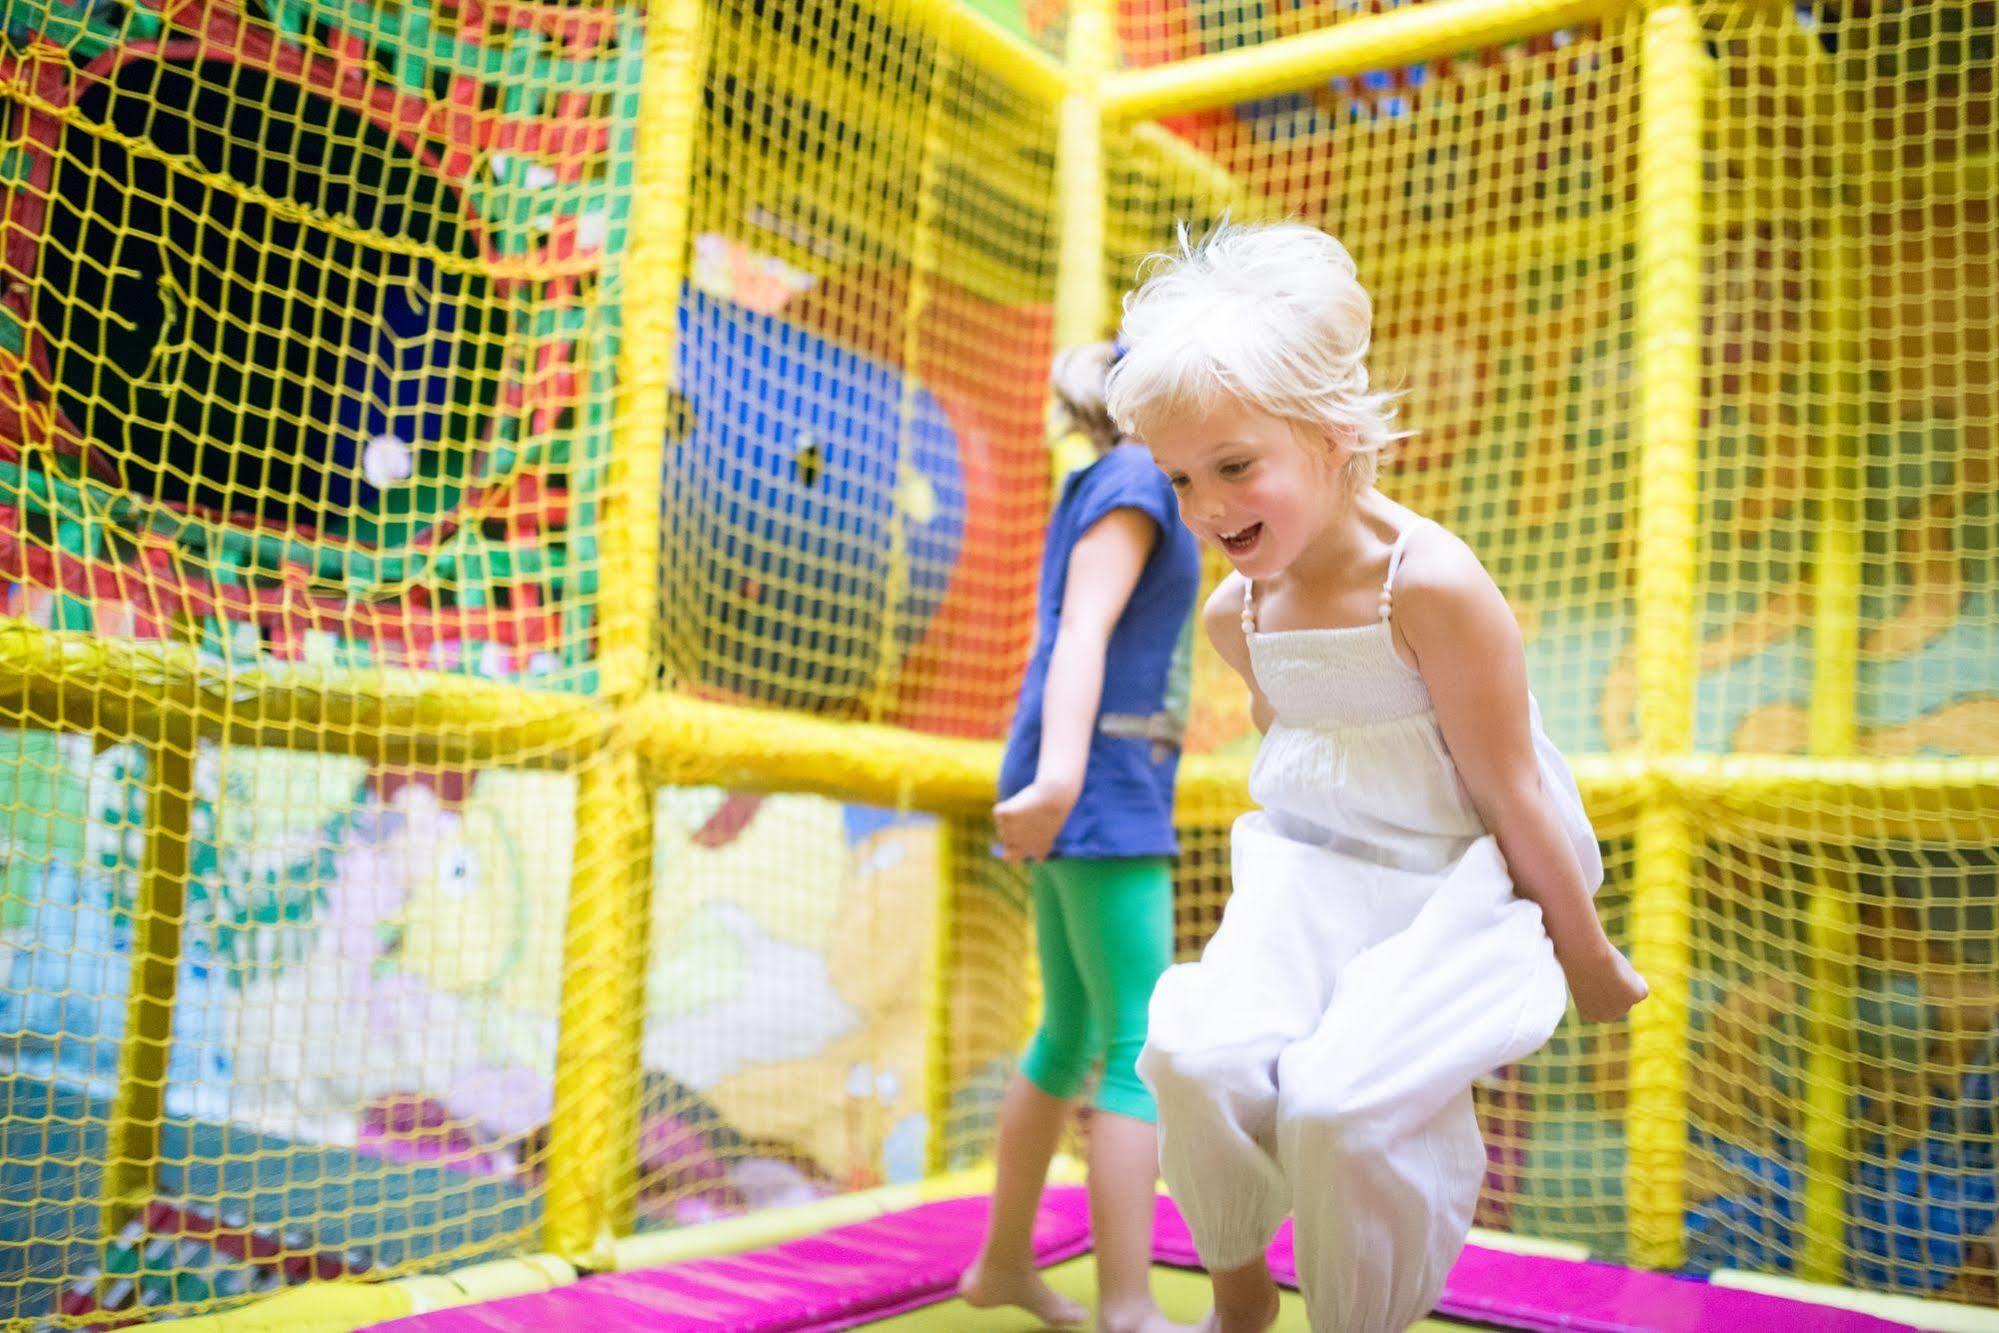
[1104,219,1405,489]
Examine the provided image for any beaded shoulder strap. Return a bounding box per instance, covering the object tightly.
[1379,523,1423,622]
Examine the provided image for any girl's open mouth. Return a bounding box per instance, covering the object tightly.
[1220,523,1262,558]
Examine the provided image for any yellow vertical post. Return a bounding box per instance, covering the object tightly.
[548,749,650,1259]
[605,779,656,1239]
[591,0,700,712]
[1055,0,1110,353]
[1798,48,1865,1284]
[544,0,703,1266]
[1051,0,1113,500]
[1625,0,1706,1272]
[924,817,963,1175]
[101,735,195,1238]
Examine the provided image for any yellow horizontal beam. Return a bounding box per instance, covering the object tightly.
[1572,755,1648,841]
[7,627,1990,840]
[853,0,1067,104]
[1665,755,1999,843]
[1102,0,1618,123]
[1566,756,1999,845]
[630,691,1999,842]
[627,694,1288,824]
[0,619,602,769]
[628,691,998,812]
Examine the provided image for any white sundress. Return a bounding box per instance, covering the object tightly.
[1137,520,1599,1333]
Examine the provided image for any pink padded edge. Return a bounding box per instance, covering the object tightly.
[364,1194,1091,1333]
[1145,1197,1913,1333]
[365,1187,1919,1332]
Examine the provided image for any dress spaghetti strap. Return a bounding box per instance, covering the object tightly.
[1378,522,1424,622]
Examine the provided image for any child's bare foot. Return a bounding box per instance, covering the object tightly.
[1099,1302,1198,1333]
[959,1257,1088,1327]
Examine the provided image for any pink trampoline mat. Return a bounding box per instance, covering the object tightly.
[366,1187,1920,1332]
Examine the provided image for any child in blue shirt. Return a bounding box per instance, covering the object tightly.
[959,341,1202,1333]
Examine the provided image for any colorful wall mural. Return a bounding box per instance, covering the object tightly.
[0,732,942,1294]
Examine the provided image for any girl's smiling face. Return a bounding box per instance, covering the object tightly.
[1142,397,1350,580]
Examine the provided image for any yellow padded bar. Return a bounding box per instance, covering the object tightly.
[627,689,1999,837]
[1798,37,1869,1278]
[0,620,602,768]
[543,0,705,1264]
[1625,0,1707,1272]
[1102,0,1618,123]
[100,740,195,1241]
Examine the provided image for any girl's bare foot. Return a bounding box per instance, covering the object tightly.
[959,1257,1089,1327]
[1099,1303,1199,1333]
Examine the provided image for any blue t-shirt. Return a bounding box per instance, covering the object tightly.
[999,443,1201,859]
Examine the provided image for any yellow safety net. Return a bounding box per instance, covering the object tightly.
[0,0,624,1316]
[658,0,1059,735]
[1679,0,1998,1297]
[0,0,1993,1326]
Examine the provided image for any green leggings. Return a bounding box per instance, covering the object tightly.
[1018,855,1174,1124]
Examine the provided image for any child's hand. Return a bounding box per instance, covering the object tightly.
[1563,942,1650,1024]
[993,779,1080,863]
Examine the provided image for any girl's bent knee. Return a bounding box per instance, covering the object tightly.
[1143,961,1222,1046]
[1277,1080,1385,1157]
[1138,1033,1267,1106]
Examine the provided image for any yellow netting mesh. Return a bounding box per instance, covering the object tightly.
[1112,19,1640,761]
[1,0,1996,1324]
[1682,821,1998,1299]
[660,0,1058,734]
[1679,0,1997,1299]
[1,0,622,1315]
[1701,0,1998,761]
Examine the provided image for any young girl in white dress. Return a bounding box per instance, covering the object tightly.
[1104,220,1650,1333]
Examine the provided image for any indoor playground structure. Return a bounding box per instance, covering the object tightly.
[0,0,1994,1327]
